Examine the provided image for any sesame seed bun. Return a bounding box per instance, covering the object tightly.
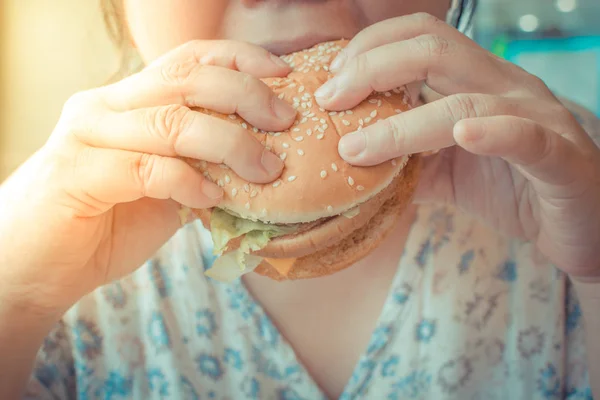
[188,40,421,280]
[188,40,412,224]
[254,156,420,280]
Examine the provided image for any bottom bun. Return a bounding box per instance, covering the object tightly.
[253,156,421,281]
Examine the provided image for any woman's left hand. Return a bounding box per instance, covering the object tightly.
[315,13,600,279]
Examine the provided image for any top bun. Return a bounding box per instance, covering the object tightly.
[189,40,412,224]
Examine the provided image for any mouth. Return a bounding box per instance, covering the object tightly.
[259,33,346,56]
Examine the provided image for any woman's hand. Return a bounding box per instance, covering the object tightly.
[0,40,296,312]
[316,13,600,279]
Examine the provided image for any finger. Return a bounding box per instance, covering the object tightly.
[454,116,586,187]
[330,13,478,73]
[317,36,511,111]
[76,105,284,183]
[147,39,291,78]
[97,63,296,132]
[70,147,223,214]
[338,94,535,165]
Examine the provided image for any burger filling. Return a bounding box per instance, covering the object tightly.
[205,207,357,282]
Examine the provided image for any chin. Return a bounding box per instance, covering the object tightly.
[186,40,421,282]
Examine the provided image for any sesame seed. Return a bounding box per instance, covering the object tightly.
[339,111,346,117]
[306,129,312,136]
[231,188,238,197]
[225,175,231,184]
[317,127,325,133]
[357,125,363,131]
[342,120,351,126]
[316,133,324,140]
[393,87,401,94]
[241,123,248,129]
[365,117,372,124]
[391,159,397,166]
[348,177,355,186]
[370,110,378,118]
[308,113,315,117]
[307,101,313,108]
[253,127,258,133]
[395,109,402,113]
[300,117,308,123]
[358,119,364,126]
[280,152,287,161]
[346,110,353,115]
[293,127,300,132]
[320,170,327,179]
[245,202,250,210]
[368,99,378,104]
[311,117,319,121]
[278,93,285,100]
[217,179,224,187]
[274,132,283,137]
[331,163,338,172]
[294,136,304,142]
[301,103,307,109]
[357,185,365,191]
[243,184,250,192]
[282,143,290,149]
[203,171,210,178]
[250,190,258,198]
[319,107,325,112]
[327,205,333,212]
[287,176,297,182]
[315,66,321,72]
[323,66,329,71]
[261,208,267,216]
[302,110,310,116]
[297,149,304,156]
[320,118,326,124]
[329,111,338,116]
[385,91,392,97]
[289,83,297,88]
[377,100,382,107]
[322,124,329,130]
[299,85,305,93]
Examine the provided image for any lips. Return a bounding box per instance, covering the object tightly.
[259,34,346,56]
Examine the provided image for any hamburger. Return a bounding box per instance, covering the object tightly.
[187,40,420,282]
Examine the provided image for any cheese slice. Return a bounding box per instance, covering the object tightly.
[264,257,297,277]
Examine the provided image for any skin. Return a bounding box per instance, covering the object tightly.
[1,0,600,398]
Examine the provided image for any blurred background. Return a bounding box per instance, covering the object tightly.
[0,0,599,180]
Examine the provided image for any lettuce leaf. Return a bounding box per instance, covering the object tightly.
[205,208,297,282]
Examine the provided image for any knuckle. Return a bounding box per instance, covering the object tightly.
[239,72,260,95]
[379,118,405,154]
[132,153,163,197]
[147,105,194,152]
[444,94,486,121]
[415,34,452,59]
[160,58,203,86]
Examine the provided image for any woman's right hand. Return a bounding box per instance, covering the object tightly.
[0,40,296,313]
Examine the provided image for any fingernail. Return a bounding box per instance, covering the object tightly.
[339,131,366,158]
[273,97,297,121]
[202,181,224,200]
[314,78,337,101]
[329,50,346,73]
[261,149,284,175]
[270,54,289,69]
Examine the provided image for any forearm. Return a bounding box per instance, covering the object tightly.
[0,284,64,398]
[571,277,600,397]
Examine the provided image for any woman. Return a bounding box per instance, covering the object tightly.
[1,0,599,398]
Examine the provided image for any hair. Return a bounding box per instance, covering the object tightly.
[100,0,477,78]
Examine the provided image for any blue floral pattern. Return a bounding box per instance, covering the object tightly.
[26,201,592,399]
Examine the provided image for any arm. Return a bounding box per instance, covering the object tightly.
[0,293,66,398]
